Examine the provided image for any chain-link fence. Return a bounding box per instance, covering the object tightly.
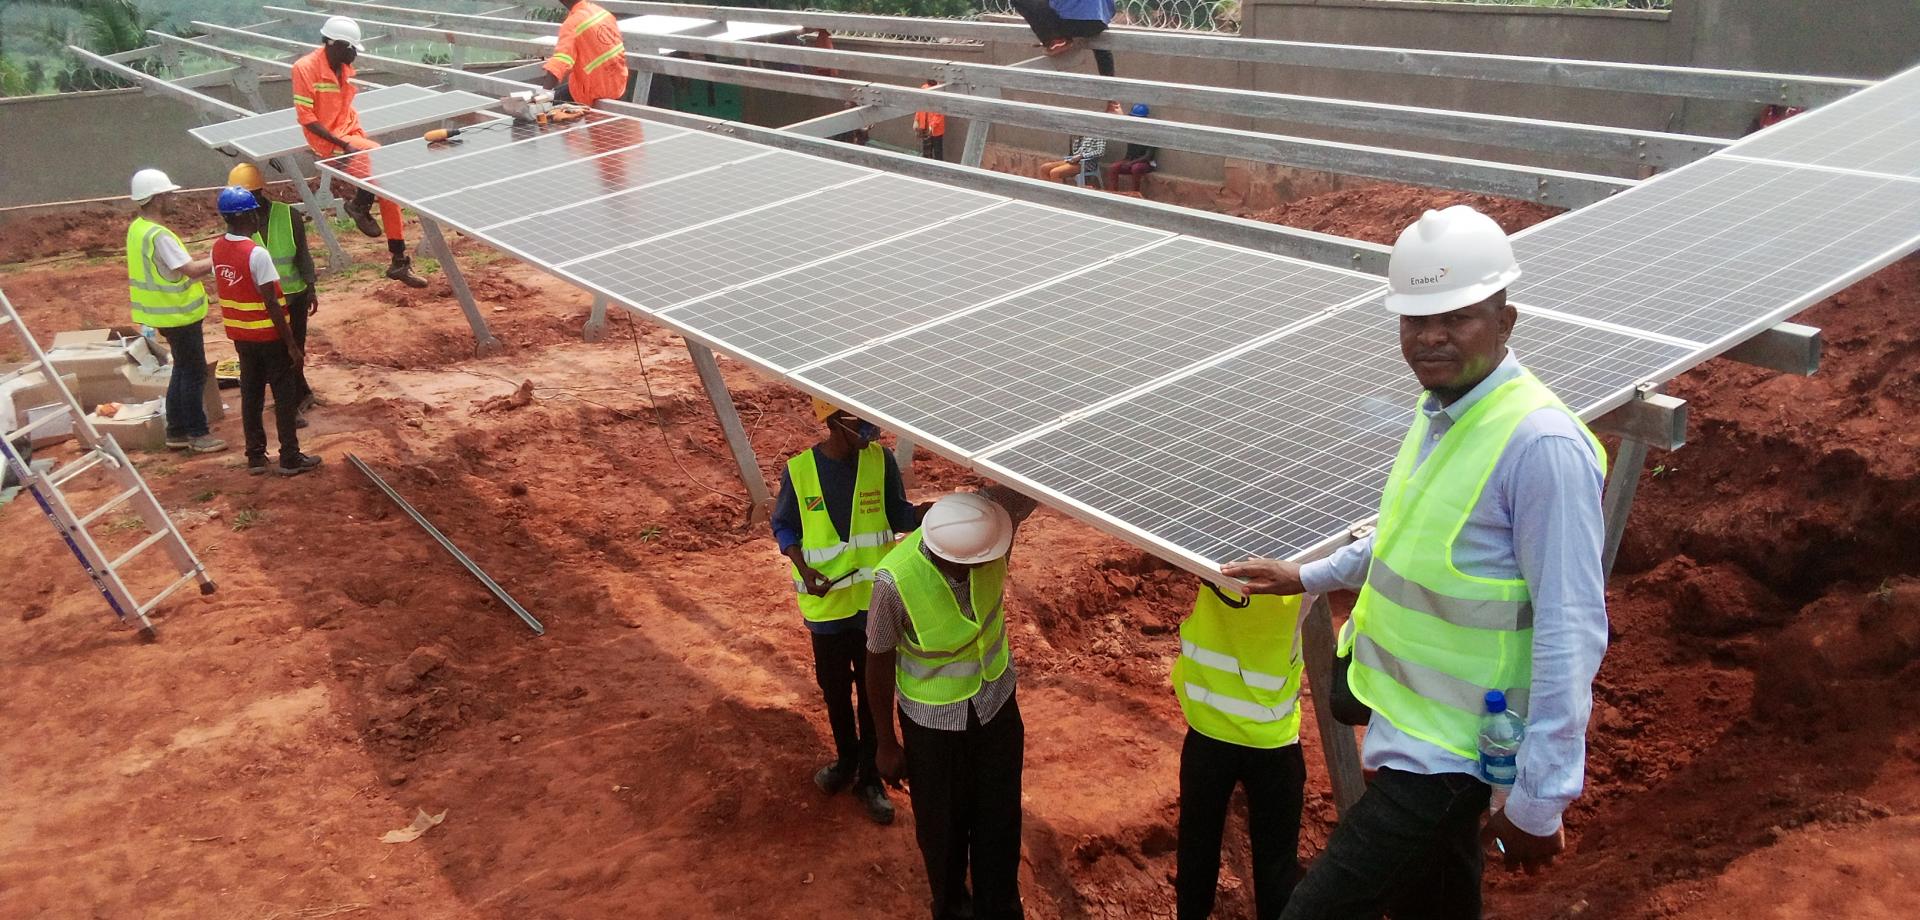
[974,0,1242,33]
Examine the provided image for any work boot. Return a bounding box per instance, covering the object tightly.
[342,198,383,238]
[247,457,270,476]
[276,453,323,477]
[813,760,855,795]
[386,255,429,289]
[855,784,895,826]
[188,435,227,454]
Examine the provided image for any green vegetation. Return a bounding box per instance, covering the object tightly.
[231,507,262,531]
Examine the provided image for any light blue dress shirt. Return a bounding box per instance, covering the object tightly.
[1301,350,1609,836]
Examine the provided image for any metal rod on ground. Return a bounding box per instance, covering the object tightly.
[346,453,544,636]
[1300,592,1366,814]
[1601,436,1652,577]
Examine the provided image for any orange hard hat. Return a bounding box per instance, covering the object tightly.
[227,162,266,191]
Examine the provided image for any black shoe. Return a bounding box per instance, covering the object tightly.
[276,453,323,477]
[856,784,895,825]
[387,255,429,289]
[247,458,270,476]
[343,199,383,238]
[813,760,855,795]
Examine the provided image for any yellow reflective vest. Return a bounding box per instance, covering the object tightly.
[876,531,1010,705]
[126,217,208,328]
[1173,586,1305,749]
[788,444,896,622]
[252,202,308,297]
[1340,371,1604,758]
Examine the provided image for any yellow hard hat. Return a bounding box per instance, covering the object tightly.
[812,397,840,423]
[227,162,266,191]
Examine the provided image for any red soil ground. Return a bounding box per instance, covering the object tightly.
[0,179,1914,919]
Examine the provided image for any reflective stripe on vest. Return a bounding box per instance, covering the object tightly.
[1173,587,1304,749]
[253,202,307,296]
[584,44,626,74]
[126,218,208,327]
[1341,371,1605,759]
[788,443,897,622]
[876,530,1010,706]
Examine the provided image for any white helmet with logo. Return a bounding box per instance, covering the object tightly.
[920,493,1013,565]
[1385,205,1521,317]
[129,168,180,204]
[321,15,365,51]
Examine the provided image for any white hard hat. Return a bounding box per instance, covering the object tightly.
[1384,205,1522,317]
[920,493,1013,565]
[129,168,180,204]
[321,15,365,51]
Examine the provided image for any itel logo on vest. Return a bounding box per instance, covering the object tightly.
[214,265,244,285]
[1409,267,1450,287]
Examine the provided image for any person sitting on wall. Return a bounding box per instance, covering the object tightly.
[1012,0,1117,76]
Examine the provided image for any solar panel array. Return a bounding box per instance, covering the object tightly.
[317,65,1920,575]
[189,84,498,160]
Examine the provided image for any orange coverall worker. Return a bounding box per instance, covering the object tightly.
[291,47,404,242]
[546,2,631,109]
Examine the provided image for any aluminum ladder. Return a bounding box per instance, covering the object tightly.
[0,285,215,638]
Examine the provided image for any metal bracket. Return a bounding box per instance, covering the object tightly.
[1724,322,1822,377]
[685,341,773,525]
[417,217,504,356]
[1590,385,1688,452]
[584,294,611,342]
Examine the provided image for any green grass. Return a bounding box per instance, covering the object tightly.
[231,508,263,531]
[106,514,145,534]
[192,489,219,503]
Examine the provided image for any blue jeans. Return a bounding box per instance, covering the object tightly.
[1279,768,1492,920]
[156,322,209,439]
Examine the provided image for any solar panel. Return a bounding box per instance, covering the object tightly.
[319,113,628,182]
[979,306,1694,567]
[223,90,499,160]
[1511,156,1920,345]
[664,202,1171,369]
[493,153,871,268]
[572,174,1005,317]
[348,117,672,201]
[798,238,1383,454]
[1728,64,1920,179]
[451,134,793,246]
[189,84,433,146]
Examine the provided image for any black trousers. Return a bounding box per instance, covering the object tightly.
[1279,769,1492,920]
[902,693,1025,920]
[285,289,314,404]
[922,135,946,160]
[1177,729,1307,920]
[1010,0,1117,75]
[810,628,878,787]
[235,339,302,466]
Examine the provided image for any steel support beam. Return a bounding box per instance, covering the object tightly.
[1590,389,1688,452]
[254,7,1390,272]
[585,295,611,342]
[686,341,773,525]
[597,1,1868,107]
[66,46,253,120]
[1300,592,1365,814]
[1723,321,1822,377]
[1601,436,1652,578]
[417,217,505,356]
[267,155,354,272]
[337,0,1722,168]
[297,3,1634,207]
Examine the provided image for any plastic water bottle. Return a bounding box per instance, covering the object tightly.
[1477,690,1525,812]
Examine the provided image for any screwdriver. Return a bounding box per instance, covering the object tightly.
[423,127,465,143]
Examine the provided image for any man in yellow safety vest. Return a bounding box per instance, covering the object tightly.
[1172,586,1308,919]
[126,168,225,454]
[867,486,1037,920]
[228,163,320,417]
[1227,205,1609,919]
[771,398,921,825]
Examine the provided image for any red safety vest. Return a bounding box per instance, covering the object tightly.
[213,236,281,343]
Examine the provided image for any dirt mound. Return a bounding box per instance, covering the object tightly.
[0,196,223,264]
[1241,182,1562,244]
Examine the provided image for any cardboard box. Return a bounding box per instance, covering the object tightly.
[44,345,135,408]
[50,328,114,350]
[85,398,166,452]
[115,361,224,424]
[1,367,81,428]
[25,403,74,448]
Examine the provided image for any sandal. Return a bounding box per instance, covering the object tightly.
[1042,37,1074,56]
